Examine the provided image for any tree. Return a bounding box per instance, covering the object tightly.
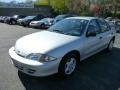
[34,0,49,5]
[111,0,120,15]
[49,0,67,14]
[34,0,120,16]
[65,0,88,14]
[34,0,67,13]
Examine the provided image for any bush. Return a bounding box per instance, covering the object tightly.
[113,13,120,18]
[80,12,94,16]
[103,12,113,18]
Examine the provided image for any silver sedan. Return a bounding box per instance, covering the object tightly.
[29,18,54,29]
[9,17,116,77]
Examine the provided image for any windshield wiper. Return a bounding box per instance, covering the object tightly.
[53,30,64,34]
[65,33,80,36]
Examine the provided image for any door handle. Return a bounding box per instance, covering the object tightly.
[111,32,114,35]
[99,36,103,39]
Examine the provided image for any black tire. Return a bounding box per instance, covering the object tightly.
[58,53,78,77]
[8,21,11,25]
[106,39,114,52]
[11,20,16,25]
[41,24,45,29]
[118,30,120,33]
[23,24,27,27]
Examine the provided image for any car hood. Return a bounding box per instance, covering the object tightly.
[18,19,25,22]
[15,31,79,55]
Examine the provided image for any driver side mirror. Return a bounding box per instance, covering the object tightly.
[87,31,96,37]
[86,25,97,37]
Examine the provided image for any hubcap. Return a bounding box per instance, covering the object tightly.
[65,58,76,75]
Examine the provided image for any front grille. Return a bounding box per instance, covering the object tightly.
[15,64,23,70]
[27,69,36,74]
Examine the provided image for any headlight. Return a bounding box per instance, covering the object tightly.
[26,53,57,62]
[40,54,57,62]
[26,53,41,61]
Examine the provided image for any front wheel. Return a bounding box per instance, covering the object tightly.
[40,24,45,29]
[11,20,16,25]
[58,53,77,77]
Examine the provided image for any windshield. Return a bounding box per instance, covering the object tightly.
[40,18,49,22]
[116,21,120,26]
[40,18,53,23]
[106,17,112,21]
[24,16,35,20]
[54,15,65,23]
[13,15,18,18]
[49,19,88,36]
[55,15,65,20]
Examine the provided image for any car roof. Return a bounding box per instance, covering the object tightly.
[66,17,98,20]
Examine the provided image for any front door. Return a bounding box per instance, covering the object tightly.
[82,19,103,58]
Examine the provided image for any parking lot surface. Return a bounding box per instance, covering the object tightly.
[0,23,120,90]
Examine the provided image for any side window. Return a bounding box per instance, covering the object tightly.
[97,19,109,32]
[116,21,120,26]
[87,19,100,34]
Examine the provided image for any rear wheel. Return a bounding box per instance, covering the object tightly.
[58,53,78,77]
[23,24,27,27]
[107,39,114,51]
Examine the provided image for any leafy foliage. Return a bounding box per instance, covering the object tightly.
[34,0,49,5]
[34,0,120,17]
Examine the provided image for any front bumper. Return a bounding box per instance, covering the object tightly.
[9,47,60,77]
[29,24,40,28]
[17,21,22,25]
[21,21,29,26]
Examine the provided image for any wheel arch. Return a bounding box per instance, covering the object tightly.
[61,50,81,62]
[58,50,81,76]
[112,36,115,42]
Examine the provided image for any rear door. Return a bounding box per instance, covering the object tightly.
[97,19,112,48]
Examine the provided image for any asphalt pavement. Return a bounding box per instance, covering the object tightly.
[0,23,120,90]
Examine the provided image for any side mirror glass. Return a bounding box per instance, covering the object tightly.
[86,25,97,37]
[87,32,96,37]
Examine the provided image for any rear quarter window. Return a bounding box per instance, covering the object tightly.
[97,19,110,32]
